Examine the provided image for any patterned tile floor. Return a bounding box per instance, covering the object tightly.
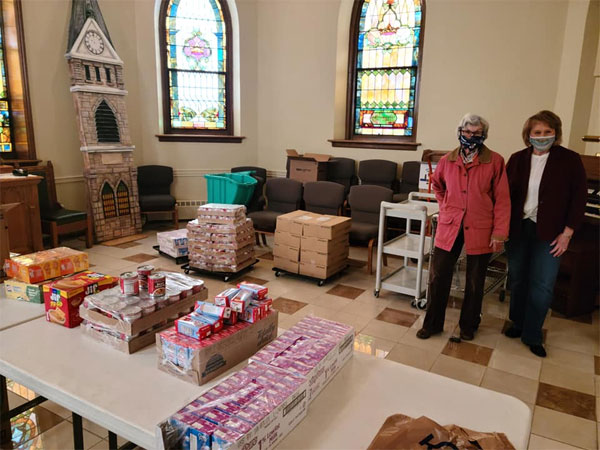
[4,222,599,449]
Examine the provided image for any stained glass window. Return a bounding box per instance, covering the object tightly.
[101,182,117,219]
[163,0,230,132]
[350,0,423,139]
[0,18,13,152]
[116,181,131,216]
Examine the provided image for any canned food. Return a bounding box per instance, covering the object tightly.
[140,299,156,316]
[137,265,154,291]
[148,273,166,297]
[121,305,142,323]
[119,272,139,296]
[180,287,193,298]
[156,296,169,309]
[191,281,204,294]
[166,289,180,304]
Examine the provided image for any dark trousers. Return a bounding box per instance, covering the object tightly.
[423,228,491,334]
[506,219,562,345]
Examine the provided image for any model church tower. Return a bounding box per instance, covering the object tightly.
[66,0,141,242]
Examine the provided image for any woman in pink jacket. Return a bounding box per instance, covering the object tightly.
[417,114,511,341]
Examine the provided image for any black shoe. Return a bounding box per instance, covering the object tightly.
[529,344,547,357]
[416,328,440,340]
[504,325,522,338]
[460,330,474,341]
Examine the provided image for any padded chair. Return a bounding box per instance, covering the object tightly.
[303,181,345,216]
[348,185,393,274]
[395,161,421,203]
[248,178,303,245]
[28,161,92,248]
[326,157,357,198]
[231,166,267,213]
[137,165,178,228]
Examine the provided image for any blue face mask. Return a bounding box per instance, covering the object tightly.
[529,135,555,152]
[458,133,485,151]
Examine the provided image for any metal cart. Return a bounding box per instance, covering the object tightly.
[374,192,439,309]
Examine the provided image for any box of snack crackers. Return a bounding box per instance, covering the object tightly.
[5,247,89,284]
[43,271,116,328]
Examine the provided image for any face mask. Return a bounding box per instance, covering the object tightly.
[529,135,555,152]
[458,133,485,151]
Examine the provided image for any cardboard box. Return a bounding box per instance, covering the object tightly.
[286,149,330,183]
[301,233,349,253]
[156,359,308,450]
[82,321,173,354]
[273,243,300,261]
[300,246,349,266]
[303,215,351,240]
[5,247,89,284]
[4,278,60,303]
[299,259,347,279]
[275,210,315,235]
[273,256,299,274]
[274,231,301,248]
[43,271,116,328]
[156,311,279,385]
[79,288,207,336]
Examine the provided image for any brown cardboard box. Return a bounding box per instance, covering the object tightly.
[275,210,316,235]
[300,246,349,266]
[79,288,207,336]
[303,215,351,240]
[286,149,330,183]
[82,321,173,354]
[273,243,300,261]
[274,231,301,248]
[301,233,349,253]
[299,259,347,279]
[156,311,278,385]
[273,256,299,274]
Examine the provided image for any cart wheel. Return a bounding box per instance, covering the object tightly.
[498,290,506,302]
[410,299,417,308]
[318,280,325,287]
[415,299,427,310]
[184,268,190,275]
[275,271,281,277]
[374,290,380,298]
[224,276,230,282]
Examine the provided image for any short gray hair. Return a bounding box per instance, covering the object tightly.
[458,113,489,137]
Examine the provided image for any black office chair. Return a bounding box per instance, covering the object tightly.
[137,165,178,228]
[231,166,267,213]
[303,181,345,216]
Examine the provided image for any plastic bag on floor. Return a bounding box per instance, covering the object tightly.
[367,414,515,450]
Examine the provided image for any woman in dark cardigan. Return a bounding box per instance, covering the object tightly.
[504,110,587,357]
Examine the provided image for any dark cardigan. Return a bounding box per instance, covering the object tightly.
[506,145,587,241]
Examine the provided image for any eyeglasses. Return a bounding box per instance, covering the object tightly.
[460,129,484,137]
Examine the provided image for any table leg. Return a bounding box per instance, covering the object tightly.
[108,431,117,450]
[0,375,12,449]
[72,413,84,450]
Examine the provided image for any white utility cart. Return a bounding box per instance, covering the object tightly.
[374,192,439,309]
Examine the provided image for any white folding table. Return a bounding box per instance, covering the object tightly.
[0,317,531,450]
[0,298,45,332]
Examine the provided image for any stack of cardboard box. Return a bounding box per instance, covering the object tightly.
[187,204,255,272]
[273,211,350,280]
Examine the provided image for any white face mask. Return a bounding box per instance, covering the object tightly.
[529,135,555,152]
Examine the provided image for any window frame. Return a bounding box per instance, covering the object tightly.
[334,0,426,151]
[0,0,36,160]
[157,0,242,143]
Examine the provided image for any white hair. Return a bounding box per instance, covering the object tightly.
[458,113,489,137]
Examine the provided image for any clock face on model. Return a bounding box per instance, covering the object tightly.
[84,31,104,55]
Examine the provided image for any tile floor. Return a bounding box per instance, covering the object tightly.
[3,222,600,449]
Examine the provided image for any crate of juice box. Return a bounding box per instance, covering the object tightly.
[156,360,307,450]
[43,271,116,328]
[5,247,89,284]
[80,271,207,353]
[157,228,189,258]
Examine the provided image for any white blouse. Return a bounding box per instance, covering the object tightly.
[523,152,550,222]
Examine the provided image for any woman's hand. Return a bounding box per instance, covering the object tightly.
[550,232,572,257]
[489,238,504,253]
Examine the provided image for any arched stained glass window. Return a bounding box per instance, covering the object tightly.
[345,0,424,149]
[101,182,117,219]
[0,15,13,153]
[116,181,130,217]
[160,0,232,136]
